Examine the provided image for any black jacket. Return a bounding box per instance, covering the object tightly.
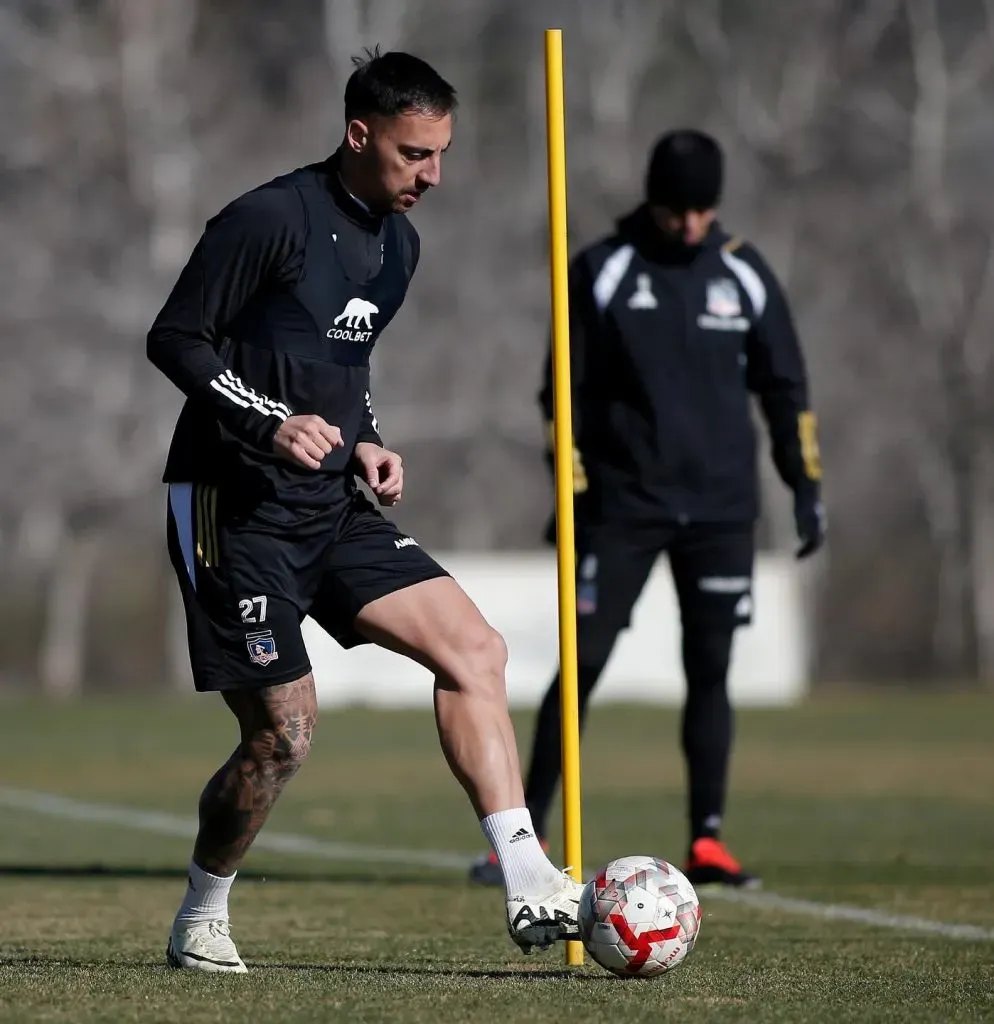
[540,206,821,525]
[147,152,419,507]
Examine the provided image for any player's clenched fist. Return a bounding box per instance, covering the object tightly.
[273,415,344,470]
[353,441,404,506]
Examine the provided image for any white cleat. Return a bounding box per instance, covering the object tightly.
[506,871,584,954]
[166,919,248,973]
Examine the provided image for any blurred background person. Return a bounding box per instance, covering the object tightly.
[472,129,825,889]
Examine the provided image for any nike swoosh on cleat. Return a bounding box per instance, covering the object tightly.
[174,948,242,968]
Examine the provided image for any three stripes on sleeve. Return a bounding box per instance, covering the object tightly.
[209,369,291,422]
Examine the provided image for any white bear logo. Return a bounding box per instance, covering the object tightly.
[334,298,378,330]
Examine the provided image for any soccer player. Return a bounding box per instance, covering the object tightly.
[147,50,581,973]
[471,130,825,890]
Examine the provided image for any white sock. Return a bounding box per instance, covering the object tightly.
[174,861,235,925]
[481,808,562,899]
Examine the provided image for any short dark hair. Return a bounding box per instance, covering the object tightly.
[344,48,457,121]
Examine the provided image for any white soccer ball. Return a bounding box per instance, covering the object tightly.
[578,855,702,978]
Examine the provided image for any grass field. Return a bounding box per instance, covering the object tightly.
[0,693,992,1023]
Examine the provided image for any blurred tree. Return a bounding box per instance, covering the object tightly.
[2,0,994,688]
[865,0,994,678]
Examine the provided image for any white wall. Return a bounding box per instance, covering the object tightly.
[305,552,808,708]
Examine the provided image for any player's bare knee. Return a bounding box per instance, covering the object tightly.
[270,726,313,779]
[449,624,508,698]
[243,722,313,783]
[234,675,317,778]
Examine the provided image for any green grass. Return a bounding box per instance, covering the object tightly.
[0,694,992,1022]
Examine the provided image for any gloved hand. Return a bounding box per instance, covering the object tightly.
[794,487,826,559]
[542,440,590,548]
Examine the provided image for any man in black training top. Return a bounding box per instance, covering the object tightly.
[148,50,582,973]
[471,129,825,891]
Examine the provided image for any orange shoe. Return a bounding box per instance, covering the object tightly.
[469,839,550,888]
[685,837,761,889]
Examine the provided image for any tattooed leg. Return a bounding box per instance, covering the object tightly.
[193,674,317,876]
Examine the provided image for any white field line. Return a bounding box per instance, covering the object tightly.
[704,887,994,941]
[0,787,468,870]
[0,786,991,942]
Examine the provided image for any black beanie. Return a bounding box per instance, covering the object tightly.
[645,130,724,211]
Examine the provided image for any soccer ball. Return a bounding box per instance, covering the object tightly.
[578,855,702,978]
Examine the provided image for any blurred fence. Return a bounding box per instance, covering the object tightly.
[300,553,808,708]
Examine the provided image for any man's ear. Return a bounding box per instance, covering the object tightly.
[345,118,370,153]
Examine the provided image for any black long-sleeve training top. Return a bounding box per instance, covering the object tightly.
[147,150,419,507]
[540,206,821,525]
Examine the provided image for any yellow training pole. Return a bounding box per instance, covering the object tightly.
[544,27,584,968]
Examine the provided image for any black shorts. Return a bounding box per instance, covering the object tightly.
[166,483,449,692]
[576,520,755,636]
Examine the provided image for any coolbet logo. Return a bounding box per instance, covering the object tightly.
[698,278,749,332]
[328,298,378,343]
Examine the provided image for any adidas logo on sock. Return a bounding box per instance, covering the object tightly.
[508,828,533,844]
